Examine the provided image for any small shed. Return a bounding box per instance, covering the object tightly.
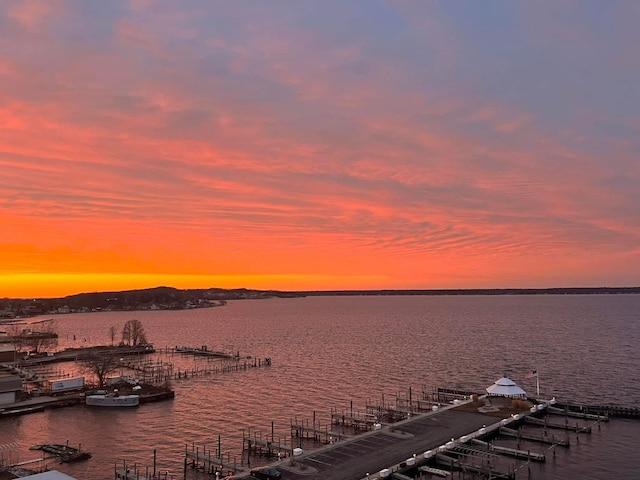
[0,368,22,405]
[0,344,17,363]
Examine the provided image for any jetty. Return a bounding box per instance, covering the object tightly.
[29,443,91,463]
[19,345,155,366]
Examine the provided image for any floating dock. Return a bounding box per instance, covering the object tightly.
[29,443,91,463]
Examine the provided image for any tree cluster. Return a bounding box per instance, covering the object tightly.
[120,319,148,346]
[80,319,150,387]
[7,319,58,354]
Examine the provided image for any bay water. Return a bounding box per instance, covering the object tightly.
[1,294,639,479]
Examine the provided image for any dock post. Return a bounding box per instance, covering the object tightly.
[153,449,157,478]
[409,386,412,414]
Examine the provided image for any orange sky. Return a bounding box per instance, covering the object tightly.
[1,2,639,298]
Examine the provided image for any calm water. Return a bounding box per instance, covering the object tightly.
[1,295,639,479]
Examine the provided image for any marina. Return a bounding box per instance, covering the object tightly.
[5,374,625,480]
[103,384,634,480]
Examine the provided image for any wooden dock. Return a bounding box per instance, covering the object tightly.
[331,411,379,432]
[115,470,149,480]
[524,415,592,433]
[124,354,271,385]
[243,424,295,460]
[364,386,444,422]
[184,443,242,476]
[21,345,155,366]
[29,443,91,463]
[173,346,235,358]
[546,405,609,421]
[554,402,640,418]
[469,438,546,462]
[435,452,515,480]
[284,402,521,480]
[119,390,637,480]
[291,421,345,445]
[419,465,451,477]
[498,426,569,447]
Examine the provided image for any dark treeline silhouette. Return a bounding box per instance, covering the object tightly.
[1,286,638,318]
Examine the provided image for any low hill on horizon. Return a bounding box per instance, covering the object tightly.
[2,285,639,318]
[4,285,640,304]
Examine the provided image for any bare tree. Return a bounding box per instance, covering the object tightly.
[7,324,27,353]
[29,319,59,353]
[121,319,148,346]
[80,351,120,388]
[108,326,116,346]
[7,320,58,354]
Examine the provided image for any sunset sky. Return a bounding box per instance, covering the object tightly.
[1,1,639,298]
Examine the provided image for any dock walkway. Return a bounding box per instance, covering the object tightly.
[249,401,520,480]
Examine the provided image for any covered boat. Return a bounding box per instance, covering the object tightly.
[86,393,139,407]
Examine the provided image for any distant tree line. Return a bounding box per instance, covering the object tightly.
[0,286,297,316]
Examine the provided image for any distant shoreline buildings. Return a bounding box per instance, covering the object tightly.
[1,285,638,320]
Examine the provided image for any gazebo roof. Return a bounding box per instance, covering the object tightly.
[486,375,526,397]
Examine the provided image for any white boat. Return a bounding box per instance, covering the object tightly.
[86,393,140,407]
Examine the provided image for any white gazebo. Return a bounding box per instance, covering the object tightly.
[486,375,526,398]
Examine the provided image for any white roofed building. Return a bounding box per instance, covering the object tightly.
[486,375,526,398]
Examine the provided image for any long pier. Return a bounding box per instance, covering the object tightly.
[117,391,638,480]
[233,398,552,480]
